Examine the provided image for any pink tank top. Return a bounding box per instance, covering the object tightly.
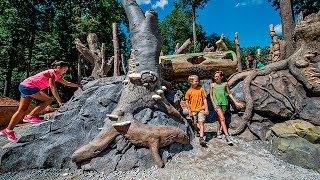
[20,69,61,90]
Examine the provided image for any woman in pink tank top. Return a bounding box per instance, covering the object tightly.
[1,61,82,142]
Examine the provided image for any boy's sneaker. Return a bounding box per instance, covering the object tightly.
[0,129,18,142]
[225,135,233,145]
[23,115,43,124]
[199,137,206,147]
[217,130,223,139]
[194,130,200,137]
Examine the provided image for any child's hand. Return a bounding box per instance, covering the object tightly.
[235,102,244,109]
[204,109,209,115]
[78,85,83,90]
[58,102,65,107]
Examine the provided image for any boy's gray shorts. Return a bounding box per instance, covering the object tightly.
[192,110,205,122]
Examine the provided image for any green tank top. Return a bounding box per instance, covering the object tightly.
[212,82,228,105]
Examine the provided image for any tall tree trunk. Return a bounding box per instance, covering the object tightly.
[112,23,120,76]
[77,52,81,84]
[280,0,295,58]
[26,24,36,78]
[234,32,243,72]
[192,4,197,53]
[3,37,19,96]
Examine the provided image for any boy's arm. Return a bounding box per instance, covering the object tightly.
[203,98,209,115]
[185,91,192,117]
[202,88,209,115]
[226,82,244,109]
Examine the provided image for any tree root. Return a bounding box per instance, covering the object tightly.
[229,60,289,135]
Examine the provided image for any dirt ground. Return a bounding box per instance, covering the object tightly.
[0,96,20,106]
[0,122,319,180]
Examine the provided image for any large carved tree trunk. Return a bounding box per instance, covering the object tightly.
[280,0,296,58]
[70,0,189,167]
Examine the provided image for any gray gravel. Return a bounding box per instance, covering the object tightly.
[1,123,319,180]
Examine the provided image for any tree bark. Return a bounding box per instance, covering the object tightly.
[160,52,238,81]
[112,23,120,76]
[120,54,127,74]
[77,52,81,84]
[175,38,191,54]
[234,32,243,72]
[280,0,295,58]
[192,5,197,53]
[75,33,113,79]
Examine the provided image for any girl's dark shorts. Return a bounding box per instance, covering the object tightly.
[19,84,40,97]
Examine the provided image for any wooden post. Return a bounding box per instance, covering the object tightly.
[175,39,191,54]
[234,32,242,72]
[121,53,127,75]
[77,52,82,84]
[112,22,120,76]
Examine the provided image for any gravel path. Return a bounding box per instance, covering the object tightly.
[1,123,319,180]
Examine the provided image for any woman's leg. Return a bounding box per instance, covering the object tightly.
[7,96,32,130]
[28,91,52,116]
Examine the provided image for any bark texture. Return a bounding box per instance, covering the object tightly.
[75,33,113,79]
[280,0,296,58]
[160,51,238,81]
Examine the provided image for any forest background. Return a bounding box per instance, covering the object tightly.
[0,0,318,106]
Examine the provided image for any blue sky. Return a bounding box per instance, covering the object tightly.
[135,0,282,47]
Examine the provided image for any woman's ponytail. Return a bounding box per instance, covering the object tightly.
[51,60,68,69]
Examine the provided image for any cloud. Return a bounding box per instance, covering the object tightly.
[136,0,151,5]
[235,2,246,8]
[274,24,282,34]
[152,0,168,9]
[234,0,263,8]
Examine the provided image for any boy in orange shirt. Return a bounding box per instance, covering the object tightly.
[185,75,209,147]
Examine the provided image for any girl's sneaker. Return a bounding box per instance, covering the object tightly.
[0,129,18,142]
[217,130,223,139]
[23,115,43,124]
[225,135,233,145]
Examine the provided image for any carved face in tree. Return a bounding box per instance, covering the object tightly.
[289,12,320,94]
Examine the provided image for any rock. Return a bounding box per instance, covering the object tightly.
[266,120,320,171]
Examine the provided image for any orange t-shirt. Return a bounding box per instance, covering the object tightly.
[185,86,206,112]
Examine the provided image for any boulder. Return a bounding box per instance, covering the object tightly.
[266,120,320,171]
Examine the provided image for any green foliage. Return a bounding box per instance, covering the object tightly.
[268,0,320,16]
[180,0,210,11]
[172,81,190,96]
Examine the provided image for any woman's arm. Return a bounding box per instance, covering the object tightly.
[226,82,244,108]
[57,78,81,88]
[209,83,218,111]
[49,75,63,106]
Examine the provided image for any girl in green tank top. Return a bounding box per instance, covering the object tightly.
[209,71,244,145]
